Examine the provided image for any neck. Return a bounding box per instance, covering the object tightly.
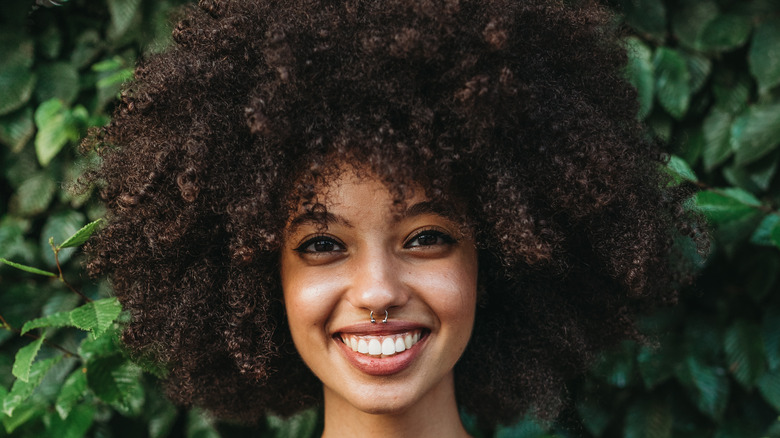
[320,373,470,438]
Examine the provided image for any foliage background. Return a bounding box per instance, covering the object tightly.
[1,0,780,436]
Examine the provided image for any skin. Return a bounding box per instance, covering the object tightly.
[280,166,478,438]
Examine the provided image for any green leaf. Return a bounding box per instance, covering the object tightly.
[0,32,34,70]
[0,107,35,152]
[48,403,96,438]
[0,67,36,117]
[694,188,761,224]
[9,173,57,217]
[724,320,767,389]
[638,340,679,389]
[763,307,780,371]
[653,48,691,119]
[675,357,730,421]
[70,298,122,338]
[86,353,142,405]
[11,336,45,383]
[665,155,698,185]
[107,0,143,40]
[625,37,654,120]
[731,103,780,166]
[671,0,719,51]
[2,356,61,416]
[751,214,780,247]
[78,327,120,360]
[623,398,672,438]
[758,370,780,411]
[34,62,80,106]
[55,368,88,419]
[698,14,752,53]
[40,210,86,267]
[1,402,45,434]
[749,18,780,93]
[0,258,57,277]
[34,99,72,167]
[21,311,73,335]
[71,30,103,69]
[186,408,221,438]
[713,69,751,114]
[683,52,712,94]
[494,416,549,438]
[96,68,134,89]
[619,0,666,42]
[267,409,320,438]
[59,218,103,249]
[147,392,179,438]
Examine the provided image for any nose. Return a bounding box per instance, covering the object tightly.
[346,248,410,314]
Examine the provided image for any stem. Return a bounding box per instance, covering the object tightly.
[0,314,81,359]
[50,238,92,303]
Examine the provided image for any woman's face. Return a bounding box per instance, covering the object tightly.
[280,167,478,416]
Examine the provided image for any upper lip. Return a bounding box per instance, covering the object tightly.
[333,320,428,336]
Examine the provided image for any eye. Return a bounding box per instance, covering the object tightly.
[404,228,457,248]
[294,235,346,254]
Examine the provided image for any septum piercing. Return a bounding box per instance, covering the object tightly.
[370,309,388,324]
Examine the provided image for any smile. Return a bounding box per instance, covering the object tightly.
[339,331,423,357]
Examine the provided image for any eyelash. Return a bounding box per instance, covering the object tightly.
[294,234,345,254]
[403,228,457,248]
[292,228,457,254]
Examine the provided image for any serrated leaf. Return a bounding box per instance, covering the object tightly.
[750,18,780,93]
[21,311,73,335]
[34,62,80,106]
[666,155,698,185]
[48,402,96,438]
[70,298,122,337]
[698,14,752,53]
[694,189,761,224]
[0,107,34,152]
[1,402,45,434]
[654,48,691,119]
[55,368,88,419]
[2,356,61,416]
[0,257,57,277]
[703,108,734,171]
[0,67,36,116]
[40,210,86,267]
[758,370,780,411]
[731,104,780,166]
[724,320,767,389]
[624,398,672,438]
[59,218,103,249]
[86,354,138,404]
[12,336,45,382]
[684,52,712,94]
[625,37,654,120]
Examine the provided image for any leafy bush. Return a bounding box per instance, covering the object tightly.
[1,0,779,436]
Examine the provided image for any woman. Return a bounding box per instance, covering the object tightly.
[85,0,700,435]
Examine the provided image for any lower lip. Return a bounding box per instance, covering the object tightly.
[335,335,427,376]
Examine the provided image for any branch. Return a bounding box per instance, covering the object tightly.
[0,314,81,359]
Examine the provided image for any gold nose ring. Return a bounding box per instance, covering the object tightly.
[370,309,388,324]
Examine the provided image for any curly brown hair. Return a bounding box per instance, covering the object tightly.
[85,0,699,426]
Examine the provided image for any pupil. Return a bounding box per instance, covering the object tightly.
[418,234,438,245]
[314,240,334,251]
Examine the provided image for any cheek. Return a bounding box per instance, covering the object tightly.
[412,252,478,325]
[280,254,343,333]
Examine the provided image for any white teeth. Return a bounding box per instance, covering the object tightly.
[381,338,395,355]
[395,337,405,352]
[340,330,423,358]
[368,339,382,355]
